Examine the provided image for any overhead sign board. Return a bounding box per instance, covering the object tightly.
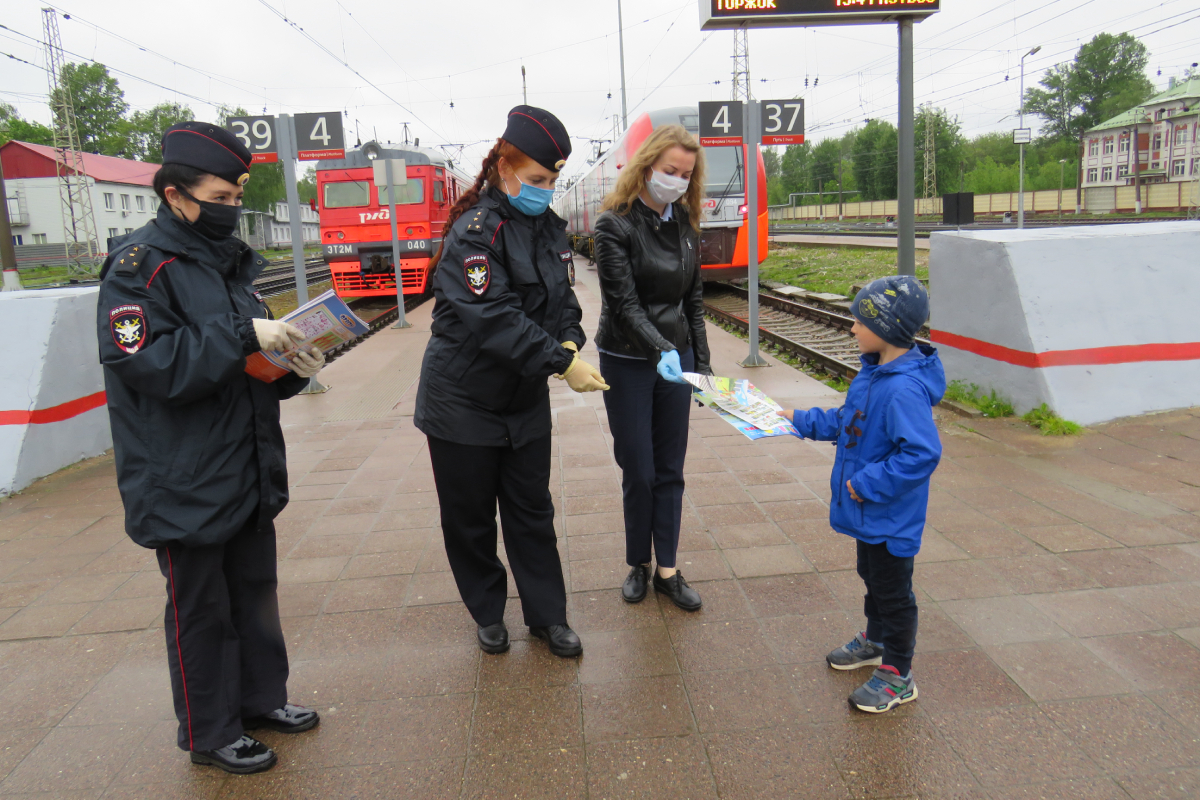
[761,99,805,145]
[699,101,744,146]
[294,112,346,161]
[372,159,407,190]
[1013,128,1032,144]
[226,115,278,164]
[700,0,940,30]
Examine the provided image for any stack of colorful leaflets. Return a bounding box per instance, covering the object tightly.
[245,289,370,382]
[683,373,800,441]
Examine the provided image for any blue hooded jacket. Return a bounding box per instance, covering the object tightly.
[791,345,945,557]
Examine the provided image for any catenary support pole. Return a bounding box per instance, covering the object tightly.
[617,0,629,130]
[740,98,768,368]
[896,18,915,277]
[388,159,411,329]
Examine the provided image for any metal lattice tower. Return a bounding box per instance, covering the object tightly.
[731,27,750,101]
[922,103,937,200]
[43,8,100,278]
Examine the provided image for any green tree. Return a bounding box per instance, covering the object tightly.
[779,141,813,199]
[297,165,317,204]
[0,104,55,147]
[811,138,842,198]
[52,62,132,155]
[852,119,898,201]
[1023,33,1155,141]
[128,102,193,163]
[914,106,966,198]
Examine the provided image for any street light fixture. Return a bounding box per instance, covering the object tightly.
[1018,45,1041,229]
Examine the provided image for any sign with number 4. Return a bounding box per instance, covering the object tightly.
[698,101,744,146]
[294,112,346,161]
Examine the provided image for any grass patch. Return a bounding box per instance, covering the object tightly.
[943,380,1015,418]
[758,245,929,298]
[1023,404,1083,436]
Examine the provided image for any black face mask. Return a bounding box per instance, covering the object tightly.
[175,185,242,240]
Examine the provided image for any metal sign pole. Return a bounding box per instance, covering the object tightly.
[740,97,768,368]
[896,18,916,277]
[278,114,310,309]
[387,159,411,329]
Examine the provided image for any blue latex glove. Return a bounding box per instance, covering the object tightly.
[657,350,687,384]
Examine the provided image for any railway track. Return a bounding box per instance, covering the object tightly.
[703,284,929,381]
[323,293,430,365]
[254,258,330,297]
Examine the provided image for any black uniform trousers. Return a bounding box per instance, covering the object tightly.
[600,349,694,569]
[856,539,918,676]
[427,433,567,629]
[155,513,289,752]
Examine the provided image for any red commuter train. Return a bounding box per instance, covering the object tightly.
[315,143,472,298]
[554,106,767,282]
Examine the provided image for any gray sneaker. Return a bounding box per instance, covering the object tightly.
[849,666,918,714]
[826,632,884,671]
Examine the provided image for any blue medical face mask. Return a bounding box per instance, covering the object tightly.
[503,172,555,216]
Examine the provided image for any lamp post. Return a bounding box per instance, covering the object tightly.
[1058,158,1066,222]
[1017,45,1041,229]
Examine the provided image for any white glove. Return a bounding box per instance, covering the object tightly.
[252,318,304,353]
[289,346,325,378]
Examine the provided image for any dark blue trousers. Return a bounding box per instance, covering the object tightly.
[857,539,918,675]
[600,349,694,569]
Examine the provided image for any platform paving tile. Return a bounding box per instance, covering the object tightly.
[1,285,1199,795]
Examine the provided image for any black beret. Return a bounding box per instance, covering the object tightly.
[502,105,571,172]
[161,122,253,187]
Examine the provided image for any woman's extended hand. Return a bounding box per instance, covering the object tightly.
[253,318,304,353]
[289,346,324,378]
[565,356,610,392]
[657,350,687,384]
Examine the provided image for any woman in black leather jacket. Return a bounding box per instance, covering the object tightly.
[594,124,711,611]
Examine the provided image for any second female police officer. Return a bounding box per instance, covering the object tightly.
[415,106,607,657]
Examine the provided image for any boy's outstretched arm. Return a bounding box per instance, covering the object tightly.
[777,406,842,441]
[848,383,941,503]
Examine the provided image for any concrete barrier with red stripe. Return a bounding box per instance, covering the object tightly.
[1,288,111,496]
[929,221,1200,426]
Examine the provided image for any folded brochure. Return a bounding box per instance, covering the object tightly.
[245,289,370,382]
[683,373,800,441]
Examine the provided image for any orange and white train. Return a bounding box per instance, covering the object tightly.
[554,106,767,282]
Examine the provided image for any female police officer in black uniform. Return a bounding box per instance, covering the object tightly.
[97,123,322,775]
[415,106,607,658]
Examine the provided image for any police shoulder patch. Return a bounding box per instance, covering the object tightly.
[559,250,572,263]
[109,304,147,354]
[463,254,490,296]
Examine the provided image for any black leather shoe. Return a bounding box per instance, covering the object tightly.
[653,570,702,611]
[244,703,320,734]
[530,623,583,657]
[622,564,650,603]
[477,621,510,654]
[190,734,277,775]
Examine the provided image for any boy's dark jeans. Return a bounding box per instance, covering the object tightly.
[856,539,918,675]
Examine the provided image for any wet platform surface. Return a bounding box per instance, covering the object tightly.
[1,259,1198,798]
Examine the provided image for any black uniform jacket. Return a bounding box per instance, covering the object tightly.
[414,188,585,449]
[593,199,712,374]
[97,206,308,549]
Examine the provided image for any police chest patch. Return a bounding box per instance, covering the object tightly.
[463,254,490,296]
[559,250,572,263]
[109,304,147,354]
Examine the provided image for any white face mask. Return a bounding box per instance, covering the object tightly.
[645,170,690,205]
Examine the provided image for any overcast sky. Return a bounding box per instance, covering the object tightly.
[3,0,1197,183]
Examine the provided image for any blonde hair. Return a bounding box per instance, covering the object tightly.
[601,124,706,231]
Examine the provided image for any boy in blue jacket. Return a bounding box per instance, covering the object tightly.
[779,275,944,714]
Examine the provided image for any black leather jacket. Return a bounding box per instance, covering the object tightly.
[593,200,712,374]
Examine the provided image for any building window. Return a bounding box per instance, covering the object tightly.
[1175,125,1189,147]
[1152,133,1162,150]
[1193,158,1200,176]
[1173,159,1186,177]
[1086,168,1098,182]
[120,194,130,211]
[103,193,114,210]
[108,228,119,238]
[124,227,134,234]
[1119,134,1130,153]
[1102,138,1114,155]
[11,234,22,246]
[136,196,145,212]
[32,233,46,244]
[1088,139,1099,156]
[1155,109,1164,121]
[1101,167,1113,181]
[1117,164,1129,178]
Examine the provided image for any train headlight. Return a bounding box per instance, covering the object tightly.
[406,227,414,235]
[738,204,749,217]
[338,231,345,239]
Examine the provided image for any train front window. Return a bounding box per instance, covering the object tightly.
[376,181,424,205]
[324,181,371,208]
[704,146,744,197]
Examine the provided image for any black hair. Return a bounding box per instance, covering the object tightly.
[152,163,207,204]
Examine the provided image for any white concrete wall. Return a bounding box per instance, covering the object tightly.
[930,221,1200,426]
[0,287,111,495]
